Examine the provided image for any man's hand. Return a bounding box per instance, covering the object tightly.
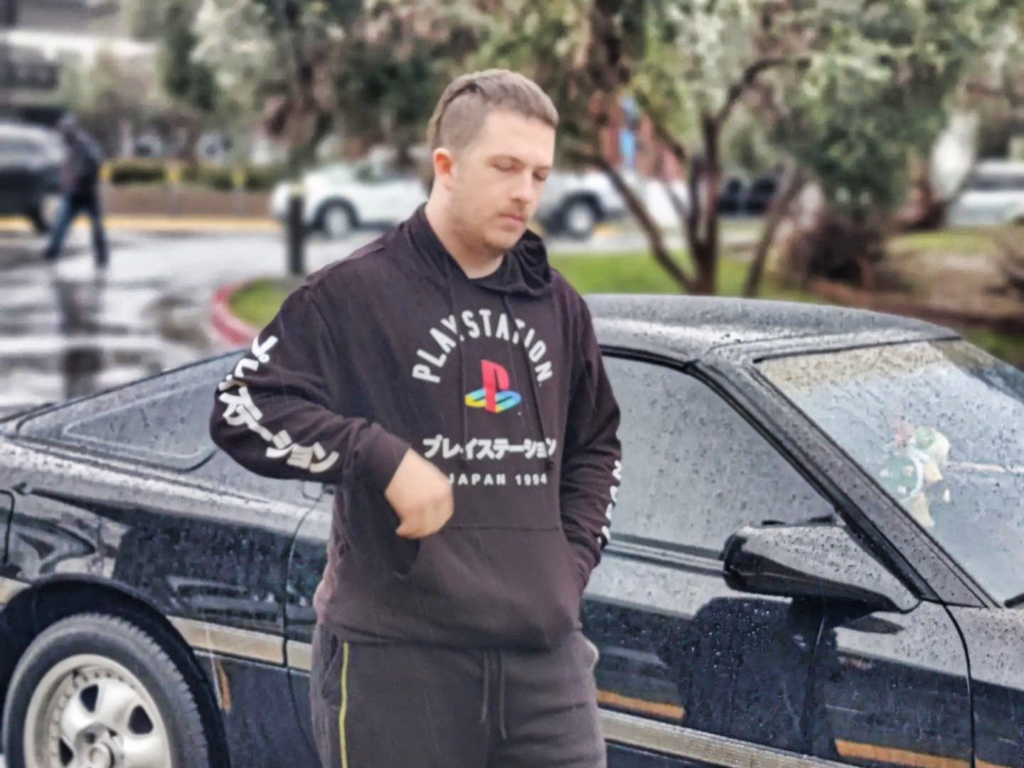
[385,449,454,539]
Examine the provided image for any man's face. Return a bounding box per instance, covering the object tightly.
[446,110,555,253]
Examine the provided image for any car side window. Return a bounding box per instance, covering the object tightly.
[605,357,833,554]
[18,358,230,470]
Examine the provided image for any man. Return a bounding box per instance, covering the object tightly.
[43,114,109,270]
[210,69,622,767]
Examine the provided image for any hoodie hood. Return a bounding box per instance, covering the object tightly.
[404,204,553,297]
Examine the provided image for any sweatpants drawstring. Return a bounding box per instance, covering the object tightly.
[480,651,490,724]
[497,650,508,740]
[480,649,509,740]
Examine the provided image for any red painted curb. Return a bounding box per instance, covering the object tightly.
[209,283,261,348]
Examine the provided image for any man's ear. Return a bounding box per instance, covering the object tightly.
[432,148,457,191]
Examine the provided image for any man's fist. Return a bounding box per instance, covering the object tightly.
[385,449,454,539]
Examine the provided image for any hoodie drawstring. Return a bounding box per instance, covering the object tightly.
[443,258,471,470]
[501,295,554,472]
[479,649,508,740]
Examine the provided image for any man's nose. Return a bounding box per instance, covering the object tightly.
[511,171,535,204]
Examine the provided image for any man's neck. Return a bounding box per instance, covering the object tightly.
[424,197,504,280]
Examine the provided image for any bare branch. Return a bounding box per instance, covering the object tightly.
[715,56,806,127]
[743,161,809,297]
[565,146,696,293]
[633,90,689,167]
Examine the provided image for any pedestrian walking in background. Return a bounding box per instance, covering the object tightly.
[43,114,109,271]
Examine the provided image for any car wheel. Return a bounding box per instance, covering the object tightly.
[319,201,356,240]
[560,198,600,240]
[2,613,210,768]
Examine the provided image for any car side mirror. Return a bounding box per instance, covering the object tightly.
[722,522,919,613]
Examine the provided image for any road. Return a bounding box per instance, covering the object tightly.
[0,218,760,409]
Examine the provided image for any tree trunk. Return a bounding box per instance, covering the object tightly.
[570,148,695,293]
[693,115,722,296]
[743,161,808,298]
[780,202,888,290]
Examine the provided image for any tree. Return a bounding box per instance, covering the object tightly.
[445,0,1017,296]
[57,52,166,157]
[160,0,219,118]
[765,0,1019,287]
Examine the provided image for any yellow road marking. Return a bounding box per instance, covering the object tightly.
[835,739,986,768]
[597,689,685,721]
[0,216,279,233]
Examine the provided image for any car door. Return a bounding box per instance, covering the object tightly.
[284,488,334,761]
[590,356,841,766]
[0,137,39,213]
[590,356,972,767]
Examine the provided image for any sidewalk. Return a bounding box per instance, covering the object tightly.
[0,215,281,235]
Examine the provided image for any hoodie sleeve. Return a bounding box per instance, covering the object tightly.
[560,297,623,596]
[209,285,410,491]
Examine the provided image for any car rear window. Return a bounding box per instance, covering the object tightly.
[17,356,235,470]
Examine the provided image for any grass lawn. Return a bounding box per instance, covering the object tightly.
[889,227,1018,258]
[229,250,817,330]
[229,278,298,329]
[228,226,1024,366]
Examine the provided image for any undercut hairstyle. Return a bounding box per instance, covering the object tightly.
[426,69,559,153]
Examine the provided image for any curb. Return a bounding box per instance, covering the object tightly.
[209,283,260,349]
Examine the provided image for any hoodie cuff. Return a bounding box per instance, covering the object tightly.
[359,426,412,493]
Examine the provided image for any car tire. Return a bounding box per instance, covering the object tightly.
[560,198,600,240]
[318,201,356,240]
[2,613,210,768]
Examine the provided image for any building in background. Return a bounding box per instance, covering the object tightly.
[1,0,155,125]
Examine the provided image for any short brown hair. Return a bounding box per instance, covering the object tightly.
[426,69,559,153]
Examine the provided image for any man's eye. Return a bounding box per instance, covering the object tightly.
[535,173,548,182]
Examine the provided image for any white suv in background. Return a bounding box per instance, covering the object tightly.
[270,148,427,239]
[948,160,1024,227]
[272,149,690,240]
[537,169,690,240]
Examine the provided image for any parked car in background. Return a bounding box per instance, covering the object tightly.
[1,297,1021,767]
[947,160,1024,227]
[270,147,428,239]
[273,149,688,241]
[718,176,746,215]
[536,169,629,239]
[0,122,63,233]
[743,175,779,214]
[718,174,779,216]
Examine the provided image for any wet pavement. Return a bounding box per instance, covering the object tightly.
[0,221,738,410]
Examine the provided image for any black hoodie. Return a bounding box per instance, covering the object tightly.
[210,205,622,650]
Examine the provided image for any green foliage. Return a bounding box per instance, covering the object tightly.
[56,53,166,156]
[181,162,289,191]
[107,159,168,186]
[772,0,1017,214]
[159,0,219,116]
[106,159,288,190]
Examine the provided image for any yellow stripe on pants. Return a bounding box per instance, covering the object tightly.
[339,642,351,768]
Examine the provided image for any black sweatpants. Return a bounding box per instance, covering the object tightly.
[309,624,606,768]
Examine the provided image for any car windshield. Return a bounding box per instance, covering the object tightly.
[759,340,1024,605]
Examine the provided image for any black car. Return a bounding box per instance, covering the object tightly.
[718,175,779,217]
[1,296,1022,768]
[0,123,62,233]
